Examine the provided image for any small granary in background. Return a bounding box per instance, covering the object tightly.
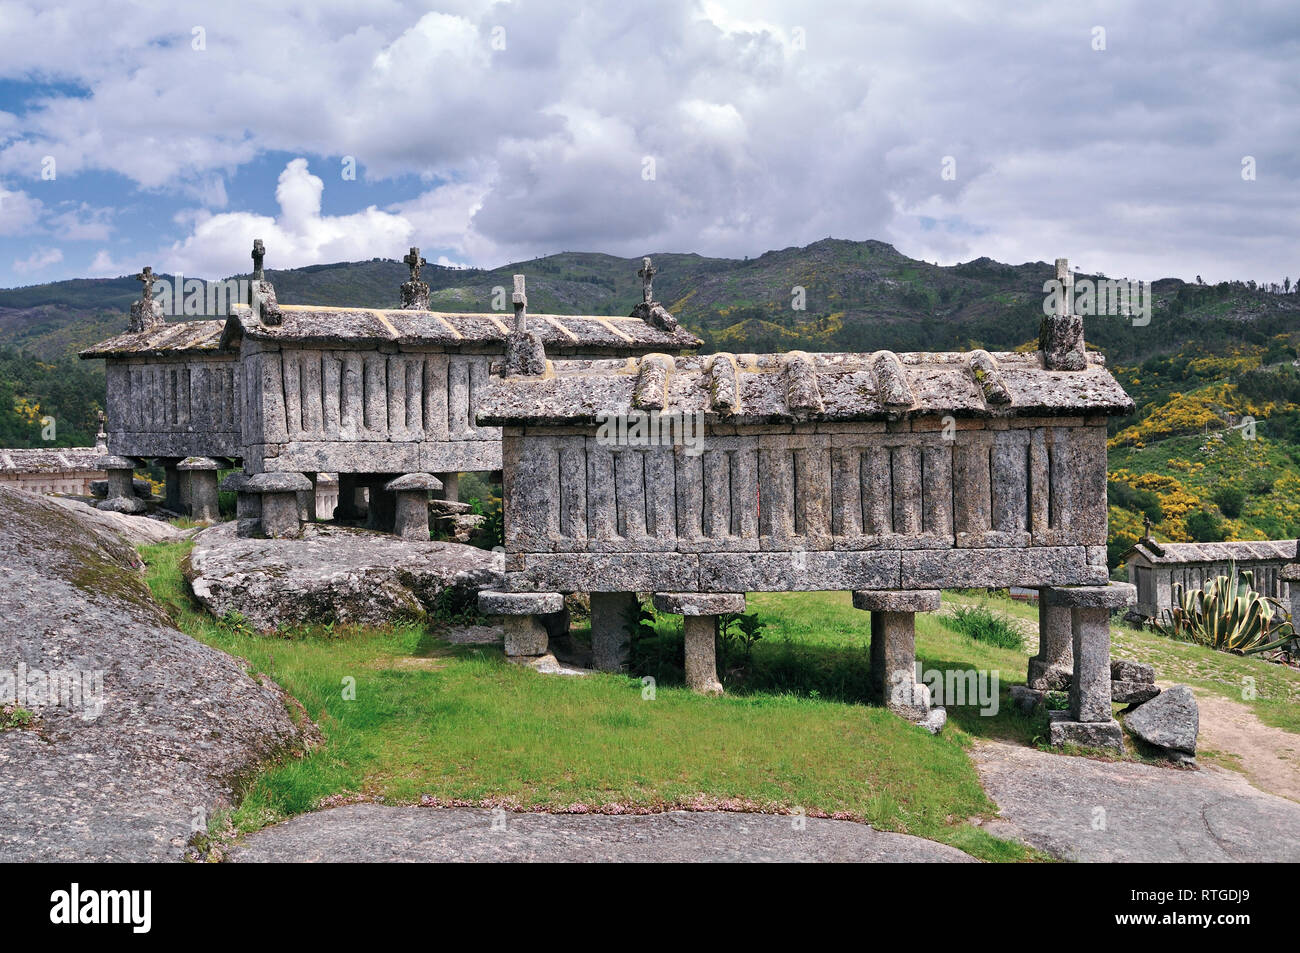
[1122,535,1297,619]
[0,418,109,497]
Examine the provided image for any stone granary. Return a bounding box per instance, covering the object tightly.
[0,424,108,498]
[80,267,238,517]
[1122,534,1296,620]
[80,243,700,535]
[478,259,1139,747]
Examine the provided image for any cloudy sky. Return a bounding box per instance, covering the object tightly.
[0,0,1296,288]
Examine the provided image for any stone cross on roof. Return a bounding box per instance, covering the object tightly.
[135,266,158,303]
[1143,514,1153,538]
[403,247,426,283]
[1055,257,1073,317]
[512,274,527,332]
[638,256,656,304]
[252,239,266,280]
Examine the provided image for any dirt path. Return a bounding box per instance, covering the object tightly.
[1192,688,1300,803]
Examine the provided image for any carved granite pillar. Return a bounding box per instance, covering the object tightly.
[853,589,940,722]
[653,593,745,695]
[385,473,442,540]
[434,472,460,504]
[336,474,367,521]
[178,456,221,521]
[246,471,312,539]
[221,472,262,537]
[1029,588,1074,690]
[95,454,146,514]
[590,591,639,673]
[1043,583,1135,751]
[365,475,397,533]
[299,472,317,522]
[479,590,564,659]
[158,457,183,512]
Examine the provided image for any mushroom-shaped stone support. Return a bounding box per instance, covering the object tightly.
[221,472,262,538]
[852,589,940,721]
[1041,582,1136,751]
[245,471,313,539]
[384,472,443,540]
[478,590,564,659]
[95,454,146,514]
[1029,587,1073,690]
[653,592,746,695]
[178,456,221,521]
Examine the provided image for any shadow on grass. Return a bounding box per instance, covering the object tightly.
[626,627,1050,746]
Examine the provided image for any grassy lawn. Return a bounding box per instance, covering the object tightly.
[139,540,1036,861]
[139,538,1300,860]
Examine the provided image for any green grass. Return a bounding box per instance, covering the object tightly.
[138,540,1035,861]
[939,604,1027,650]
[134,541,1300,860]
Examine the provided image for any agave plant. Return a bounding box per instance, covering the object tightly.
[1153,564,1296,655]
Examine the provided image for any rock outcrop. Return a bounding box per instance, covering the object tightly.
[187,522,504,632]
[0,486,313,862]
[43,494,191,547]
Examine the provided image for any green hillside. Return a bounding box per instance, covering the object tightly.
[4,238,1300,572]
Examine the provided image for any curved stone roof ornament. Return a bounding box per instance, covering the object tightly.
[968,349,1012,404]
[247,238,283,326]
[400,246,430,310]
[707,353,741,414]
[128,266,166,332]
[503,274,547,376]
[783,351,824,413]
[633,354,672,410]
[872,350,914,411]
[630,256,680,332]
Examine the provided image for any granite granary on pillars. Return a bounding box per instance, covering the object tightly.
[220,246,699,538]
[80,267,239,518]
[79,241,700,537]
[477,258,1138,745]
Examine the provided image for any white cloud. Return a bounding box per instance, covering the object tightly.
[13,246,62,274]
[88,249,125,277]
[162,158,474,277]
[47,202,114,241]
[0,186,43,234]
[0,0,1296,283]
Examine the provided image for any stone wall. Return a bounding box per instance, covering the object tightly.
[501,415,1110,593]
[239,340,503,475]
[106,354,242,458]
[0,469,103,496]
